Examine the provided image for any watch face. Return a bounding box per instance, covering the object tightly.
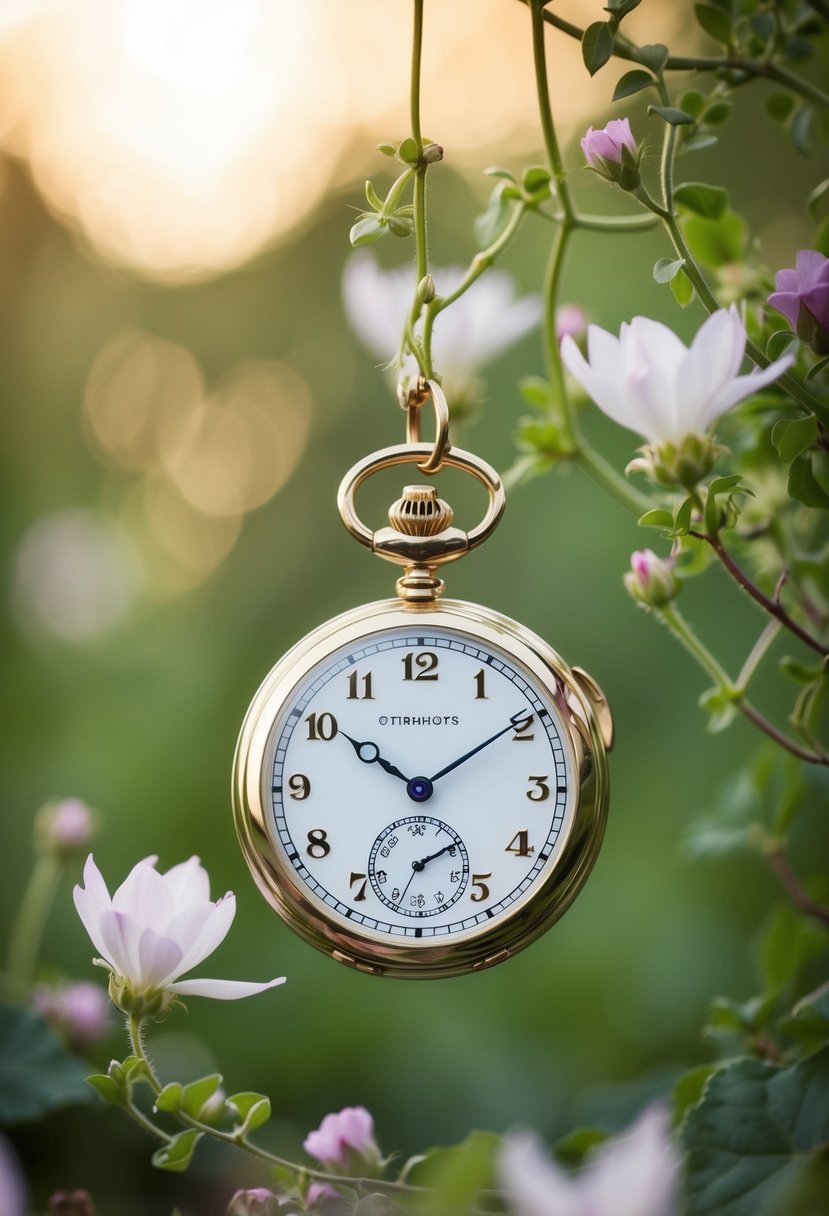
[234,601,608,977]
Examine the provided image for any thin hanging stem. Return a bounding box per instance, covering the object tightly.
[5,855,61,998]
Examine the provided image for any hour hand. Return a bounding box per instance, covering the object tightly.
[341,734,410,783]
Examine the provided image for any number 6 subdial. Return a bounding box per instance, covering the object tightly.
[368,817,469,917]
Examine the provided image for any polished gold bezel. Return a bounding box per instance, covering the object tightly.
[232,598,609,979]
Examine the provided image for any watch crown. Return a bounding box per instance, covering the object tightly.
[388,485,454,537]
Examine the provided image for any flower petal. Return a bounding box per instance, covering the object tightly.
[498,1130,581,1216]
[169,975,286,1000]
[174,893,236,976]
[162,855,210,911]
[112,859,174,934]
[137,927,184,989]
[767,289,800,330]
[79,854,111,911]
[700,352,794,427]
[677,307,745,433]
[97,908,145,984]
[73,885,115,968]
[584,1105,680,1216]
[562,332,644,436]
[795,249,827,291]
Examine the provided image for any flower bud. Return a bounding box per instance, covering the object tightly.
[227,1189,280,1216]
[626,434,722,490]
[422,142,444,164]
[48,1191,96,1216]
[36,798,96,859]
[555,303,587,345]
[417,274,436,304]
[33,981,111,1051]
[107,972,173,1019]
[581,118,641,190]
[303,1106,381,1177]
[624,550,680,608]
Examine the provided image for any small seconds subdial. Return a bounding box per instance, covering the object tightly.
[368,817,469,917]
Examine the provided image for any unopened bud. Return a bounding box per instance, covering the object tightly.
[36,798,96,859]
[624,549,680,608]
[227,1189,281,1216]
[581,118,641,191]
[422,142,444,164]
[627,434,722,490]
[418,274,436,303]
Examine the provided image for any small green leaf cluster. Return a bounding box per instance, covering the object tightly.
[475,164,552,246]
[350,139,443,248]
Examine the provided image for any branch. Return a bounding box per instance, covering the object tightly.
[763,841,829,929]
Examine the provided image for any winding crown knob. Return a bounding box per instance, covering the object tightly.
[388,485,454,537]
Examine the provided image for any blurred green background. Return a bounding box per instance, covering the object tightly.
[0,3,825,1212]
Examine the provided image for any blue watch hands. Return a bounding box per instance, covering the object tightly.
[428,710,533,783]
[341,733,410,784]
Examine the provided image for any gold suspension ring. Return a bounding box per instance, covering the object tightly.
[401,377,451,474]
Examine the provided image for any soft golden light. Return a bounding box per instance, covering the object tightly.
[0,1,678,281]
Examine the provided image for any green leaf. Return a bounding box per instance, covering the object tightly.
[518,376,553,410]
[681,1050,829,1216]
[228,1090,271,1132]
[766,329,797,360]
[760,903,827,993]
[694,3,733,44]
[522,165,552,198]
[703,101,732,126]
[635,43,669,74]
[697,687,737,732]
[349,216,385,247]
[816,215,829,258]
[152,1129,202,1173]
[475,181,514,247]
[376,142,396,157]
[612,69,656,100]
[154,1082,183,1113]
[772,415,818,463]
[397,137,419,164]
[552,1127,608,1167]
[806,177,829,221]
[788,454,829,507]
[673,1065,718,1121]
[86,1074,125,1105]
[582,21,614,76]
[181,1073,222,1117]
[681,133,719,155]
[671,267,695,306]
[483,166,516,181]
[704,474,744,534]
[638,508,674,529]
[605,0,642,16]
[0,1004,93,1123]
[683,210,746,267]
[364,180,383,211]
[791,106,813,157]
[649,105,695,126]
[765,93,796,124]
[653,257,684,284]
[408,1131,499,1216]
[680,91,707,119]
[673,182,729,219]
[806,355,829,382]
[671,495,694,536]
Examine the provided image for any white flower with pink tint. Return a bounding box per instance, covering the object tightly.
[73,855,285,1014]
[304,1106,380,1174]
[499,1105,680,1216]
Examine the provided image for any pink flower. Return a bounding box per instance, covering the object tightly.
[0,1134,26,1216]
[227,1189,278,1216]
[581,118,638,168]
[33,981,111,1050]
[37,798,96,856]
[73,854,285,1012]
[303,1106,379,1173]
[768,249,829,355]
[624,550,679,608]
[499,1105,680,1216]
[307,1181,339,1207]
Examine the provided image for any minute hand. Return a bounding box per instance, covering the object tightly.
[428,711,534,783]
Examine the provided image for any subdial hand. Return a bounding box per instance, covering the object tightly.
[428,710,534,783]
[398,842,457,904]
[341,733,410,784]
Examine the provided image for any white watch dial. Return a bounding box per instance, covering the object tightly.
[265,625,574,944]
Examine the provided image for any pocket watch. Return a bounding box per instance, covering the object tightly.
[233,382,613,978]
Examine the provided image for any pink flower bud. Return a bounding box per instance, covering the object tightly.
[34,981,111,1050]
[555,304,587,345]
[37,798,96,857]
[303,1106,379,1173]
[581,119,641,189]
[306,1181,339,1207]
[624,550,680,608]
[227,1189,277,1216]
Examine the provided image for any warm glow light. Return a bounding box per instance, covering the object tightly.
[83,332,312,601]
[0,1,679,281]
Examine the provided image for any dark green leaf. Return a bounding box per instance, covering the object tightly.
[612,69,656,100]
[605,0,642,16]
[152,1129,202,1173]
[228,1090,271,1126]
[772,415,818,463]
[765,93,796,124]
[86,1074,124,1105]
[694,3,734,44]
[649,105,695,126]
[682,1050,829,1216]
[349,216,385,247]
[387,214,414,238]
[703,101,732,126]
[791,106,813,157]
[673,1066,718,1121]
[816,216,829,258]
[635,43,669,74]
[638,508,674,529]
[181,1073,222,1118]
[653,257,684,284]
[681,133,719,154]
[674,182,729,219]
[704,474,744,534]
[779,656,823,686]
[671,495,694,536]
[671,267,695,306]
[679,90,706,119]
[582,22,614,76]
[0,1004,92,1124]
[761,903,827,992]
[788,454,829,507]
[522,166,551,197]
